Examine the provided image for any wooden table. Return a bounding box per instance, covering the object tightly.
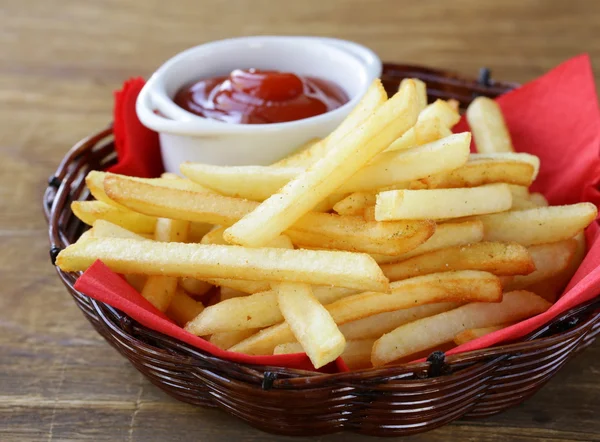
[2,0,600,440]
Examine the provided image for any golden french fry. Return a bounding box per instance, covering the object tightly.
[91,220,148,241]
[381,242,535,281]
[418,99,461,129]
[186,286,357,336]
[326,271,501,324]
[209,329,260,350]
[72,201,157,234]
[271,81,388,168]
[374,184,512,221]
[503,239,577,291]
[469,153,540,180]
[275,282,346,368]
[333,191,378,216]
[219,287,248,301]
[400,78,427,111]
[124,274,147,293]
[223,80,419,247]
[479,204,597,246]
[140,275,178,312]
[231,270,501,355]
[467,96,514,154]
[56,238,390,292]
[529,193,549,207]
[273,342,303,355]
[372,290,551,366]
[453,324,513,345]
[417,155,538,189]
[104,175,434,256]
[166,287,205,326]
[182,132,469,198]
[205,278,271,295]
[371,220,485,264]
[339,302,459,340]
[180,278,213,297]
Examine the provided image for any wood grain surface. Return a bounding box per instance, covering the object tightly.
[2,0,600,440]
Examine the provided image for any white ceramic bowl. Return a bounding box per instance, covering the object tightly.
[136,36,382,173]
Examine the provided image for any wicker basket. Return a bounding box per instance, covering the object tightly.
[44,63,600,437]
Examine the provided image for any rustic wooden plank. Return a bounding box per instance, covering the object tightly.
[1,0,600,440]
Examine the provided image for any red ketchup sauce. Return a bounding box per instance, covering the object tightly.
[173,69,349,124]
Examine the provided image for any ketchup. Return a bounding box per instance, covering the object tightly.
[173,69,349,124]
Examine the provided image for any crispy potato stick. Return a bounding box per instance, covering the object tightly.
[104,175,434,256]
[271,81,387,167]
[342,132,471,192]
[371,220,485,264]
[86,171,213,208]
[56,238,390,292]
[333,191,378,216]
[179,278,213,297]
[453,324,513,345]
[140,216,190,311]
[202,226,296,249]
[209,329,260,350]
[400,78,427,111]
[166,287,205,326]
[529,193,549,207]
[229,322,296,355]
[182,133,469,197]
[381,242,535,281]
[528,232,586,302]
[507,185,530,200]
[72,201,157,234]
[186,286,357,335]
[275,282,346,368]
[205,278,271,295]
[339,302,459,340]
[91,220,148,241]
[231,271,501,355]
[510,196,539,210]
[479,204,597,246]
[469,153,540,180]
[219,287,248,301]
[503,240,577,291]
[374,184,512,221]
[372,290,551,366]
[415,118,453,145]
[223,80,419,247]
[274,339,376,370]
[326,271,501,324]
[124,274,147,293]
[140,276,178,312]
[417,99,461,129]
[467,96,514,154]
[417,155,538,189]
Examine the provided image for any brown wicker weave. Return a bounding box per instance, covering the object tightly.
[44,63,600,437]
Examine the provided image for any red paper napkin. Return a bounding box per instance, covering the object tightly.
[74,55,600,372]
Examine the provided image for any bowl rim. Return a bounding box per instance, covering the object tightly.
[136,36,382,136]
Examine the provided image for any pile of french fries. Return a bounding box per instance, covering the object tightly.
[56,78,597,370]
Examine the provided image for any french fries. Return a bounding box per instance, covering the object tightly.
[374,184,513,221]
[72,201,157,234]
[339,302,459,340]
[56,237,389,292]
[275,282,346,368]
[416,154,539,189]
[453,324,512,345]
[381,242,535,281]
[59,76,597,372]
[372,291,551,366]
[224,80,420,247]
[104,175,435,256]
[478,204,597,245]
[503,239,577,291]
[467,96,514,153]
[272,81,388,167]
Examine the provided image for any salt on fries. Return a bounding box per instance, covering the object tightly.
[57,78,597,369]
